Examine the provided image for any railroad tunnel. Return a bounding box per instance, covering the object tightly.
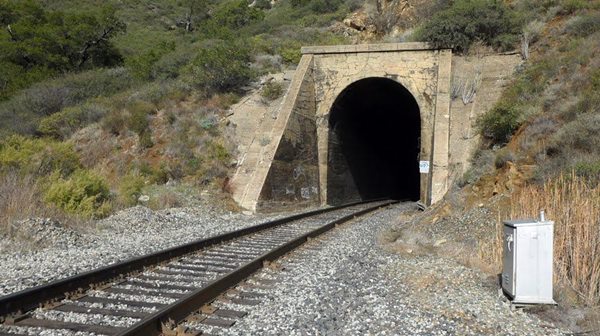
[326,77,421,205]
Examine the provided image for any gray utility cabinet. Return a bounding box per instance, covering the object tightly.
[502,219,556,305]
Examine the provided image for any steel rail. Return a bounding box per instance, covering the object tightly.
[119,200,397,336]
[0,199,389,319]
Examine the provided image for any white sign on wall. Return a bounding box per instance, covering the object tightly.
[419,160,430,173]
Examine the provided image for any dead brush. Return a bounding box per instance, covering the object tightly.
[510,172,600,305]
[0,173,40,235]
[476,212,504,274]
[0,172,82,235]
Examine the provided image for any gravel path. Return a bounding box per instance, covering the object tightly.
[0,206,290,296]
[218,203,567,336]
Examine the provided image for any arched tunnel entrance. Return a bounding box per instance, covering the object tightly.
[327,77,421,205]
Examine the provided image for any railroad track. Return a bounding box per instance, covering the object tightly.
[0,200,395,336]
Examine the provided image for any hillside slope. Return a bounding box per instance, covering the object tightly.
[388,0,600,332]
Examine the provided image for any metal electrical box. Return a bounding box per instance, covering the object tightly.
[502,218,556,305]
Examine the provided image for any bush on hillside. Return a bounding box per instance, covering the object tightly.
[310,0,343,13]
[102,109,129,136]
[566,13,600,37]
[211,0,265,30]
[255,0,272,10]
[44,170,111,219]
[0,67,132,137]
[414,0,522,53]
[478,102,523,144]
[0,135,81,177]
[38,102,109,139]
[125,42,177,80]
[291,0,311,7]
[552,114,600,154]
[127,101,155,135]
[151,48,196,81]
[575,161,600,185]
[118,174,145,206]
[261,81,284,100]
[184,40,255,94]
[561,0,595,14]
[138,131,154,149]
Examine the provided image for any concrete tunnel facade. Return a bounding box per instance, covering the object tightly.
[229,43,523,212]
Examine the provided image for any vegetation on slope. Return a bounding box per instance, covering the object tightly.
[413,0,600,310]
[0,0,354,227]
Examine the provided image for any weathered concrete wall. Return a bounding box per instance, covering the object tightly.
[448,54,523,187]
[257,59,320,211]
[230,56,315,211]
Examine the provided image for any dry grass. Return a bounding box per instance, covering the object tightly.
[510,173,600,305]
[0,173,81,235]
[0,173,40,235]
[148,191,182,210]
[476,212,504,274]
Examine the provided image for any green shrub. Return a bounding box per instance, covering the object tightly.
[184,40,256,94]
[137,161,171,184]
[553,114,600,153]
[261,81,284,100]
[574,161,600,185]
[291,0,311,7]
[38,102,109,139]
[0,67,132,137]
[0,135,81,177]
[309,0,342,13]
[153,164,171,184]
[118,174,145,206]
[478,102,523,143]
[414,0,522,53]
[126,50,163,80]
[102,110,128,135]
[566,14,600,37]
[457,149,494,186]
[207,141,230,163]
[125,42,177,80]
[255,0,272,10]
[212,93,241,109]
[138,131,154,149]
[127,101,154,135]
[211,0,265,30]
[279,43,302,64]
[44,170,111,218]
[561,0,592,14]
[151,48,195,80]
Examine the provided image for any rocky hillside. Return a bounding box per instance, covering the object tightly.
[0,0,355,229]
[386,0,600,332]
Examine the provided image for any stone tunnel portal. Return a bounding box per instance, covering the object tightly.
[326,77,421,205]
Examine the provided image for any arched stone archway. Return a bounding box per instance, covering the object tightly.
[326,77,421,205]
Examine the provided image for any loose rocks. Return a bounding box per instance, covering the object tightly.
[223,203,566,336]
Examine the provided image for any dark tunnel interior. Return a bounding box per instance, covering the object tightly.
[327,77,421,205]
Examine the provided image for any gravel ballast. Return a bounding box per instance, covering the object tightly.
[0,203,568,335]
[219,203,566,336]
[0,206,288,296]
